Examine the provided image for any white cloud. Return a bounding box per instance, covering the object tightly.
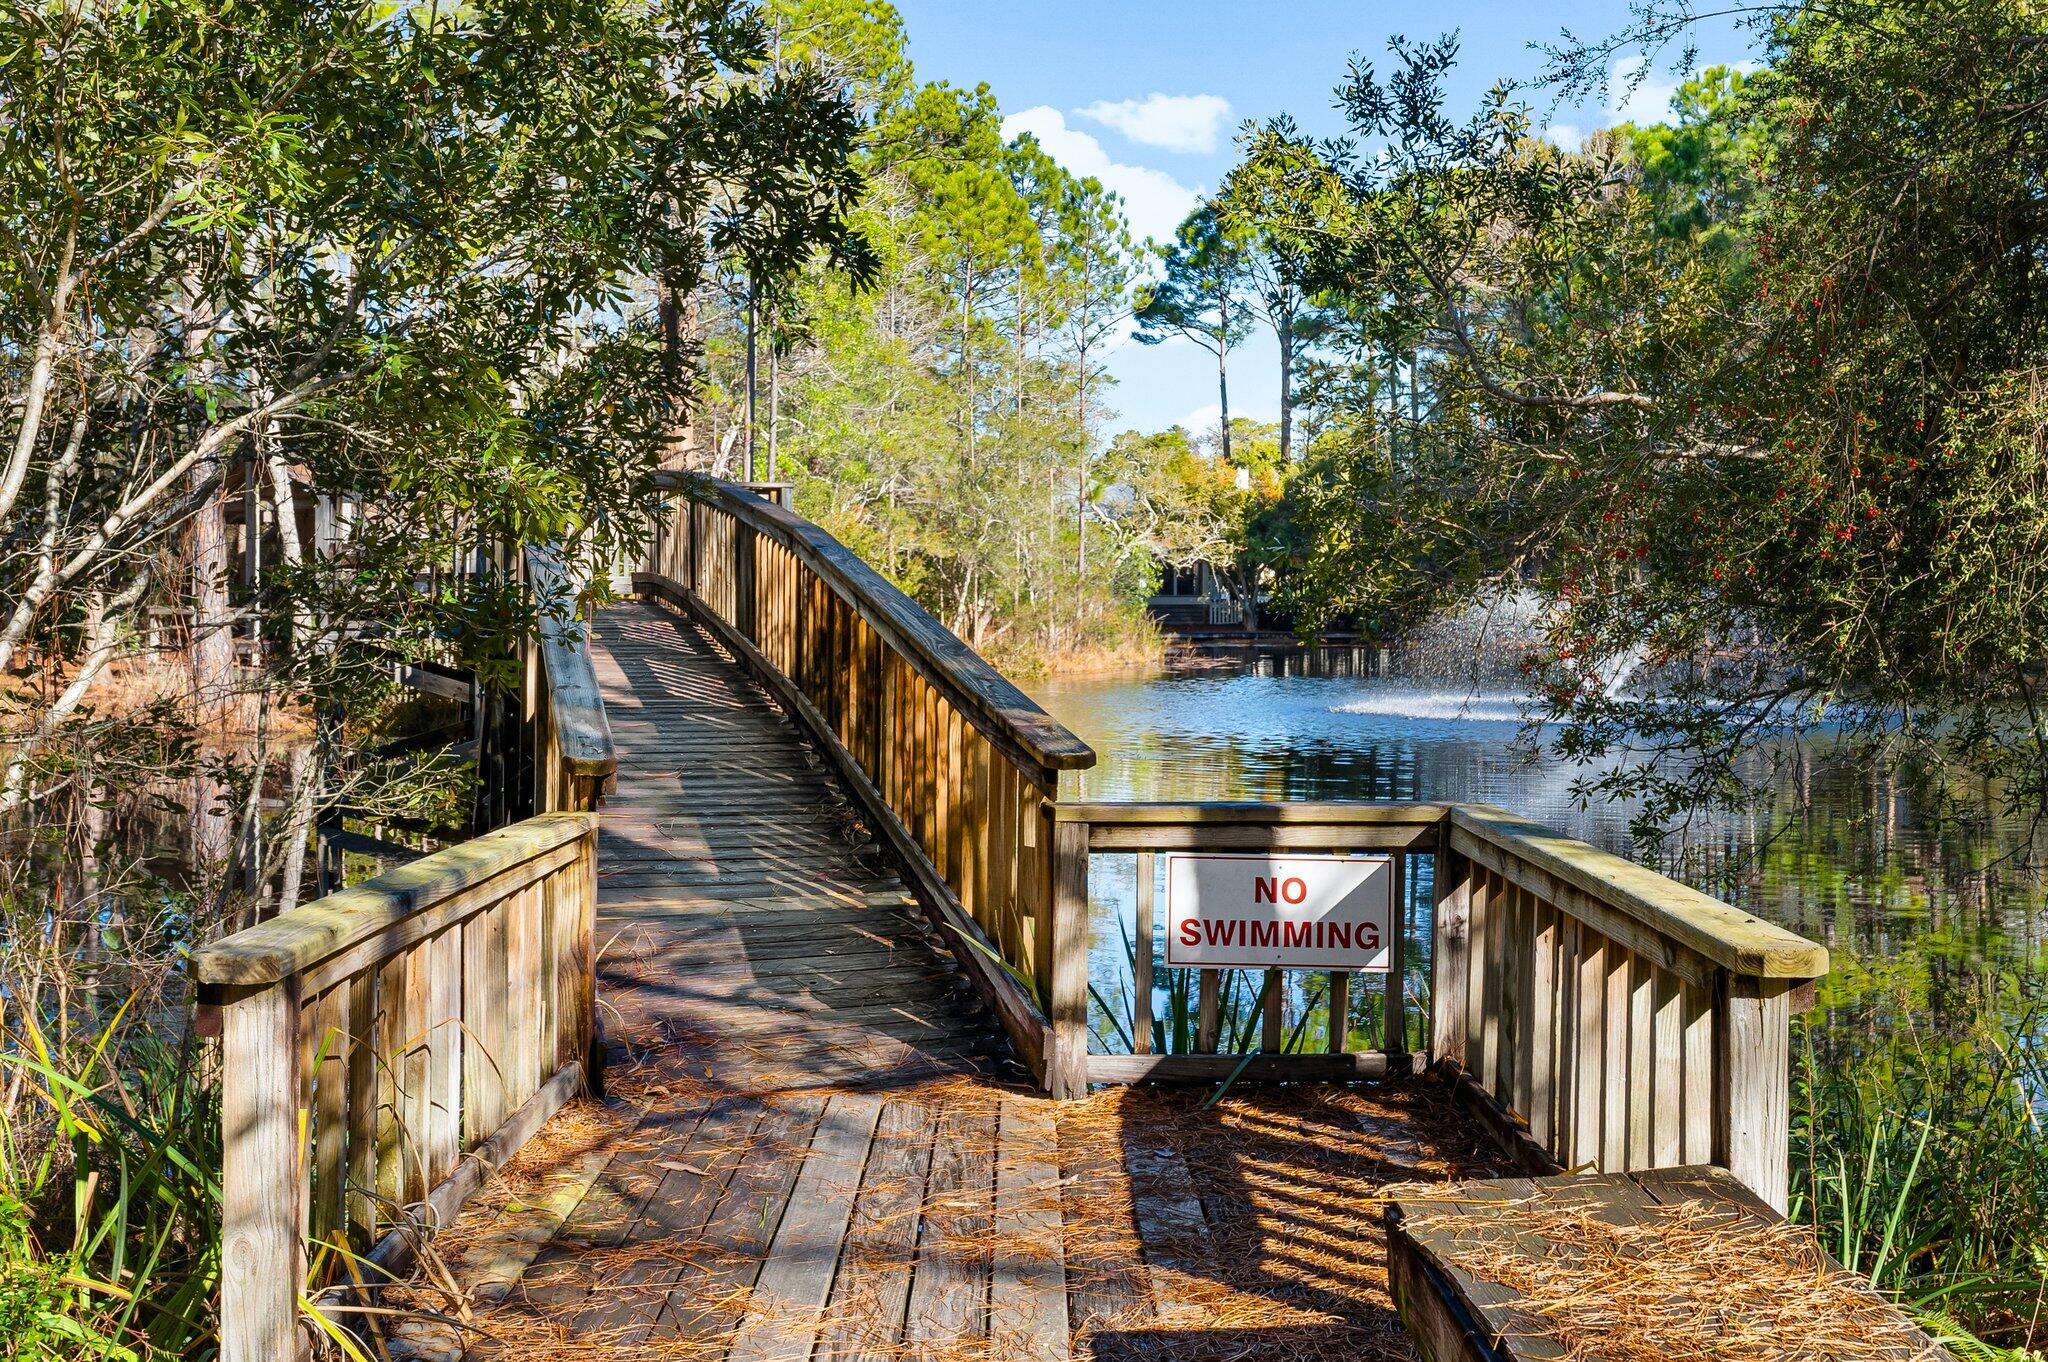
[1541,122,1584,149]
[1607,58,1680,125]
[1178,402,1222,435]
[1001,106,1201,249]
[1076,93,1234,155]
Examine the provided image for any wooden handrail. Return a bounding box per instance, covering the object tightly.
[195,815,592,986]
[202,813,599,1362]
[1449,804,1825,980]
[1433,809,1825,1212]
[639,477,1096,1094]
[651,472,1093,781]
[1048,799,1827,1211]
[526,546,616,812]
[1055,801,1452,825]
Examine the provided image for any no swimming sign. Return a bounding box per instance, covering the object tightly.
[1163,852,1393,971]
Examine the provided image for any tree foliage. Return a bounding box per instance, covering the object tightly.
[1233,1,2048,834]
[0,0,871,810]
[711,8,1152,667]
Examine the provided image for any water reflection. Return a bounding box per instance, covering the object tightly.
[1034,655,2048,1055]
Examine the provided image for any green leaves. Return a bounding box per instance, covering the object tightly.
[1223,6,2048,834]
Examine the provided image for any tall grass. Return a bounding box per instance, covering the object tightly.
[1,781,238,1359]
[1793,985,2048,1354]
[0,1008,220,1359]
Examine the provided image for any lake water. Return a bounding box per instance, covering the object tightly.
[1032,656,2048,1059]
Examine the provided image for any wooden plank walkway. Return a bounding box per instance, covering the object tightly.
[410,599,1514,1362]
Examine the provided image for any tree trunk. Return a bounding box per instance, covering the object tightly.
[961,271,976,468]
[1410,346,1422,430]
[1074,329,1088,630]
[1218,338,1232,464]
[190,464,235,729]
[657,277,698,469]
[767,309,779,481]
[1387,349,1402,468]
[743,284,758,483]
[275,744,315,918]
[265,443,313,651]
[1277,302,1295,463]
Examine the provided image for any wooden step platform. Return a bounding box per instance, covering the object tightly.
[1386,1166,1951,1362]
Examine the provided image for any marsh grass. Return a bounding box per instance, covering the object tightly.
[1794,992,2048,1356]
[0,1009,220,1360]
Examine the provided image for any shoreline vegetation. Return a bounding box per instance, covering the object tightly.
[3,0,2046,1356]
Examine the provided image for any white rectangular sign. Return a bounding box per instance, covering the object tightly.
[1164,853,1392,971]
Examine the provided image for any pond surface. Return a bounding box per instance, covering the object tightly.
[1032,655,2048,1060]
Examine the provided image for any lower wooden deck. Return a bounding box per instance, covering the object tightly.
[414,600,1513,1361]
[1386,1167,1949,1362]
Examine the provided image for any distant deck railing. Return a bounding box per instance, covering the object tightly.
[524,546,619,814]
[643,476,1828,1213]
[202,576,614,1362]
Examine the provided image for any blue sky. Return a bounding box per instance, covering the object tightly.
[892,0,1762,438]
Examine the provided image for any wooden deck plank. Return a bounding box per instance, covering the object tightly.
[514,1100,732,1312]
[555,1098,765,1333]
[990,1094,1068,1362]
[817,1100,940,1362]
[905,1098,997,1350]
[646,1096,828,1345]
[725,1092,886,1362]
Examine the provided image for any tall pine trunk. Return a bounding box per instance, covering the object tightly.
[1217,339,1232,464]
[1277,300,1295,463]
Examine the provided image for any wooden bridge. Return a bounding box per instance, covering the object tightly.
[196,477,1871,1362]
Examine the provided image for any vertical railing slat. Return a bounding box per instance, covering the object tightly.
[1527,901,1557,1149]
[1383,852,1409,1059]
[1048,815,1091,1099]
[1627,953,1655,1167]
[1653,966,1685,1165]
[1133,851,1156,1056]
[1573,926,1606,1171]
[1430,842,1470,1068]
[1601,945,1632,1170]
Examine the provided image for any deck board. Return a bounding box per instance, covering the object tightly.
[1386,1167,1951,1362]
[435,600,1512,1362]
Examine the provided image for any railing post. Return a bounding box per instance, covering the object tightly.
[220,979,306,1362]
[1048,813,1091,1099]
[1714,972,1792,1212]
[1430,822,1470,1068]
[1383,851,1408,1061]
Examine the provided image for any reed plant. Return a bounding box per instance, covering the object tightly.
[0,812,232,1358]
[1793,987,2048,1354]
[0,1007,220,1359]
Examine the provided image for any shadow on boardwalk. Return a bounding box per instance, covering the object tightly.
[379,601,1508,1362]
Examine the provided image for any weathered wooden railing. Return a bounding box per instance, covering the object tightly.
[641,472,1097,1086]
[1433,803,1826,1210]
[199,816,599,1360]
[204,579,615,1362]
[1060,799,1826,1210]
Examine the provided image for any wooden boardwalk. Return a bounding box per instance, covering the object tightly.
[416,600,1515,1361]
[198,479,1842,1362]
